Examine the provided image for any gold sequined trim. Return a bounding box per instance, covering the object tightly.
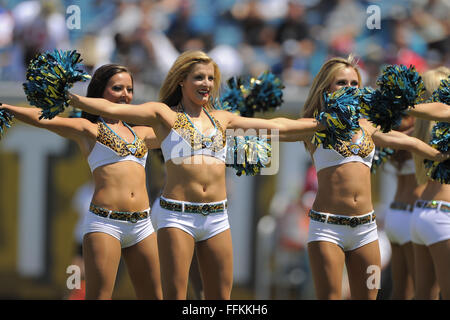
[97,122,147,158]
[333,128,374,158]
[172,109,226,152]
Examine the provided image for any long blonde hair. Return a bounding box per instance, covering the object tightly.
[413,66,450,185]
[301,55,362,118]
[158,50,221,111]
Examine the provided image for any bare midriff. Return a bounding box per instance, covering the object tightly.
[163,155,227,202]
[313,162,374,216]
[91,161,150,211]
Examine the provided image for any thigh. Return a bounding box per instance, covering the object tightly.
[429,239,450,300]
[196,229,233,300]
[412,243,440,299]
[402,242,415,277]
[188,249,204,300]
[390,243,414,299]
[345,240,381,300]
[82,232,122,300]
[122,233,162,300]
[157,227,195,299]
[307,241,346,300]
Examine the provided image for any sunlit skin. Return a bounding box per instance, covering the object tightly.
[301,66,447,300]
[67,58,326,300]
[102,72,134,105]
[328,67,359,92]
[0,71,162,300]
[66,60,448,300]
[408,102,450,122]
[180,62,214,110]
[310,67,371,214]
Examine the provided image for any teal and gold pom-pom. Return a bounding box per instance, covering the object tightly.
[359,87,398,132]
[23,49,91,119]
[312,86,361,149]
[376,64,426,107]
[361,65,426,132]
[371,147,395,174]
[219,76,247,115]
[429,77,449,105]
[244,71,284,116]
[424,122,450,184]
[219,71,284,117]
[0,107,14,137]
[226,136,271,176]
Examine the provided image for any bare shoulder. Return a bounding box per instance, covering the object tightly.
[143,101,170,109]
[210,109,231,119]
[141,101,173,115]
[210,109,233,126]
[146,102,178,127]
[72,117,98,136]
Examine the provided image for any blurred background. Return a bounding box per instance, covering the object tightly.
[0,0,448,299]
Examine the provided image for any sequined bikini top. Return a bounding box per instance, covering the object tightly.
[312,127,375,172]
[160,105,227,162]
[87,118,148,172]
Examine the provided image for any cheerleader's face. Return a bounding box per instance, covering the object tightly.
[102,72,134,104]
[180,62,215,107]
[329,67,359,93]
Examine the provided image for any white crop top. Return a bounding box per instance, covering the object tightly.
[312,128,375,172]
[161,107,227,163]
[87,119,148,172]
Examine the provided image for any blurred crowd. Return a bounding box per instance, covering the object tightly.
[0,0,449,89]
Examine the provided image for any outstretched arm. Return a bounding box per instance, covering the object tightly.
[1,103,94,141]
[221,111,325,141]
[372,129,449,162]
[407,102,450,122]
[68,93,169,127]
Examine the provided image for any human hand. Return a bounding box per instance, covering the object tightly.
[435,151,450,162]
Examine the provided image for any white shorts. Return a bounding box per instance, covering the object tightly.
[307,210,379,252]
[384,207,413,245]
[151,197,230,242]
[410,200,450,246]
[81,209,154,248]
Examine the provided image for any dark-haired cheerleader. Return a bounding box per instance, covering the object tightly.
[67,50,325,299]
[1,63,162,300]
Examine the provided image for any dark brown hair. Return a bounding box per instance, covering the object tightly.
[82,64,133,122]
